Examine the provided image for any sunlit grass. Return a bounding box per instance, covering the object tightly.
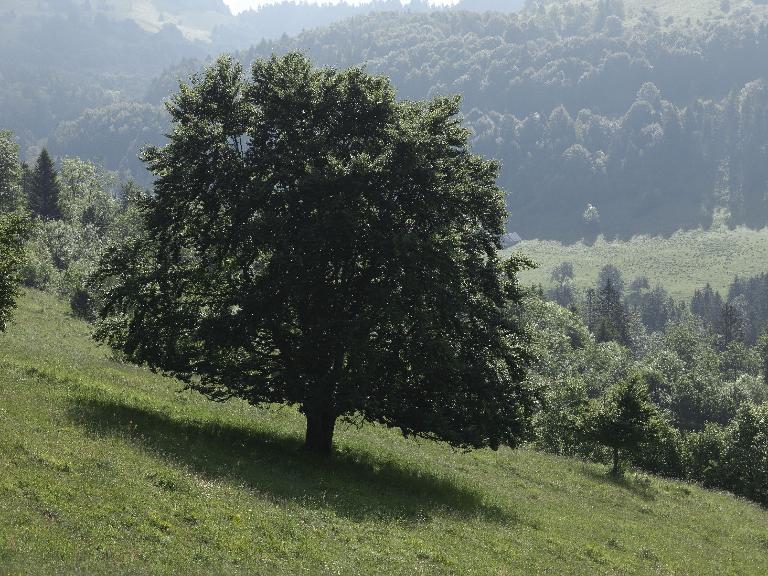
[512,226,768,300]
[1,290,766,575]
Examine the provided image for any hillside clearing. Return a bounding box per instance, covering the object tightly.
[511,226,768,300]
[0,291,766,575]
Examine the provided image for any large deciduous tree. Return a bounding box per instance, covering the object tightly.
[94,54,536,454]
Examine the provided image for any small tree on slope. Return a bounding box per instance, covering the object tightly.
[93,54,537,454]
[587,375,657,475]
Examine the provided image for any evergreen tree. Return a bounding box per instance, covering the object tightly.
[27,149,62,220]
[593,278,631,347]
[691,284,723,330]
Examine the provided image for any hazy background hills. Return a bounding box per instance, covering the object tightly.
[3,0,768,240]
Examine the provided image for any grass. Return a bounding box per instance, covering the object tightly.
[510,226,768,300]
[1,290,767,575]
[564,0,768,25]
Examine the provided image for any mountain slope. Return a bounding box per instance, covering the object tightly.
[0,290,766,575]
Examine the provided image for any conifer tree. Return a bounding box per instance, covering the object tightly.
[27,149,62,220]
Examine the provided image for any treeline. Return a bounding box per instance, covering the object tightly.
[531,260,768,504]
[478,79,768,239]
[230,1,768,239]
[6,1,768,237]
[0,0,521,182]
[0,131,144,318]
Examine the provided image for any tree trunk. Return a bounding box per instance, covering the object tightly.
[304,407,336,455]
[612,446,620,476]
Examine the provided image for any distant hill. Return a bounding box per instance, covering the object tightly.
[211,1,525,50]
[231,1,768,239]
[5,0,768,241]
[0,0,525,170]
[2,0,230,41]
[0,0,525,43]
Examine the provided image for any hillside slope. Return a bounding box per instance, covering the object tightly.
[0,290,766,574]
[513,226,768,299]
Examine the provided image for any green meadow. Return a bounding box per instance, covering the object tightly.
[512,226,768,299]
[0,290,765,575]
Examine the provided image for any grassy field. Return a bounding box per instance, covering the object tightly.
[1,290,767,575]
[570,0,768,24]
[510,226,768,300]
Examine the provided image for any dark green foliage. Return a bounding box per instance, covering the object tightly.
[231,4,768,240]
[19,157,137,319]
[0,130,28,331]
[530,262,768,502]
[722,403,768,505]
[586,375,658,475]
[728,273,768,344]
[0,213,29,332]
[691,284,724,331]
[7,2,768,236]
[26,150,62,221]
[633,415,686,479]
[597,264,625,294]
[94,54,536,454]
[684,424,730,488]
[586,278,632,347]
[50,102,168,183]
[683,404,768,506]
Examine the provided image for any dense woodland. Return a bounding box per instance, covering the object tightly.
[0,0,520,180]
[5,1,768,240]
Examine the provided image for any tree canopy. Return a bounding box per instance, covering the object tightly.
[0,131,29,332]
[94,54,536,454]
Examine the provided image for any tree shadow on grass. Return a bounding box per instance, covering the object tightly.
[579,466,657,502]
[66,394,516,525]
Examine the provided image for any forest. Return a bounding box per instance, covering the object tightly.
[5,1,768,240]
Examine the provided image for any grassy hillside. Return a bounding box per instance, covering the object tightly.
[511,226,768,300]
[557,0,768,24]
[1,291,767,575]
[622,0,760,21]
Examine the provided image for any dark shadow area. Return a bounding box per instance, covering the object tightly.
[579,466,658,502]
[66,395,516,525]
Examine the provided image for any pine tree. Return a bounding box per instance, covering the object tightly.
[27,149,62,220]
